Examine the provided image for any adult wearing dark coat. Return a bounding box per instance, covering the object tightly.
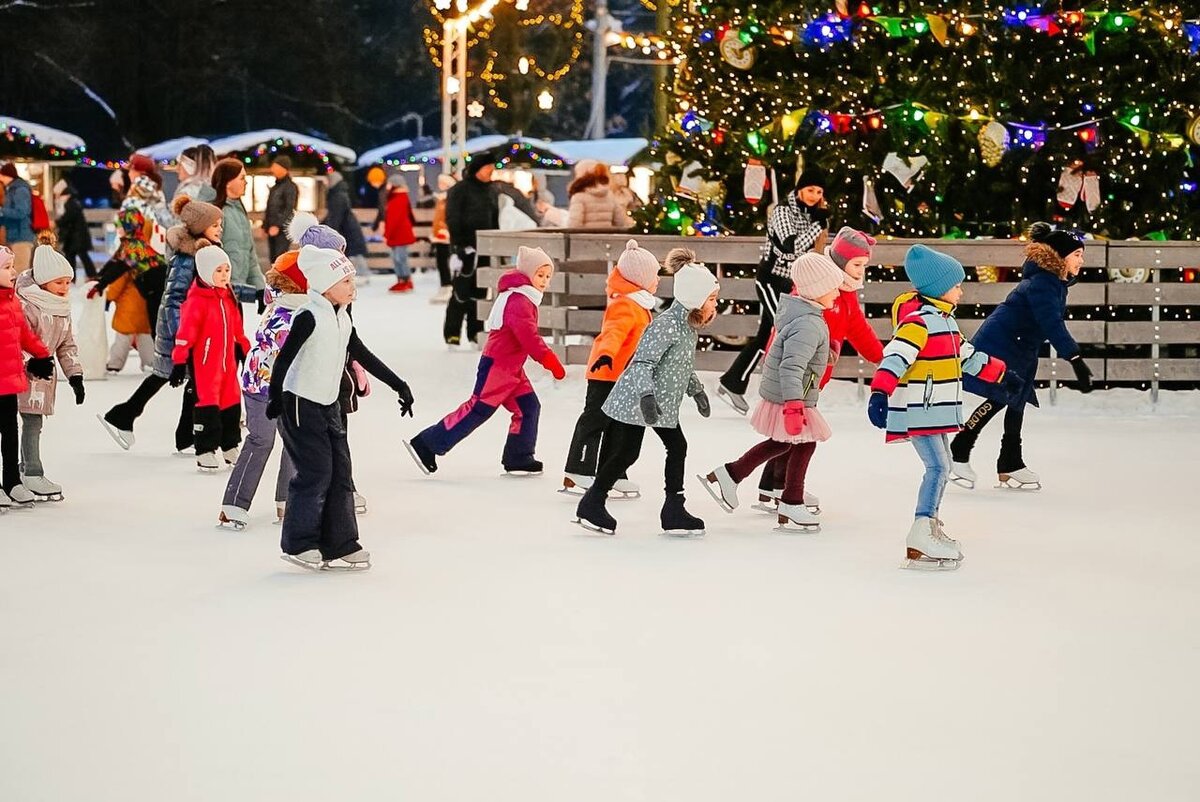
[52,180,94,279]
[951,223,1093,483]
[443,156,499,345]
[264,156,299,262]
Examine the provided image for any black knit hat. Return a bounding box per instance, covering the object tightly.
[1029,222,1084,259]
[795,167,827,192]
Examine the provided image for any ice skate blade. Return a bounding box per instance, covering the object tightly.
[503,470,543,477]
[775,523,820,534]
[696,473,735,513]
[573,518,615,536]
[608,489,639,500]
[750,501,777,514]
[280,554,323,572]
[661,528,705,538]
[997,477,1041,491]
[321,560,371,572]
[558,485,585,496]
[402,440,432,475]
[32,494,64,502]
[217,521,247,532]
[354,505,367,515]
[950,475,976,490]
[96,413,132,450]
[901,557,961,571]
[715,386,748,415]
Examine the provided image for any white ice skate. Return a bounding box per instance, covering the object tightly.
[323,549,372,571]
[715,383,749,415]
[4,484,36,508]
[354,493,367,515]
[610,479,640,499]
[97,413,134,450]
[776,501,820,533]
[950,460,977,490]
[280,550,324,571]
[0,488,11,512]
[935,519,964,560]
[804,491,821,515]
[998,467,1041,490]
[750,489,779,514]
[430,285,452,305]
[697,466,739,512]
[560,473,592,495]
[902,517,962,571]
[196,452,222,473]
[218,506,249,531]
[275,503,285,525]
[223,447,240,467]
[23,476,64,502]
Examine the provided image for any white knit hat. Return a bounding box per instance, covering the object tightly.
[515,245,554,278]
[790,252,844,301]
[615,238,659,290]
[298,245,355,294]
[672,262,718,310]
[32,245,74,285]
[195,245,231,287]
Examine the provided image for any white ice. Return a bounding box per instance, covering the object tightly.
[2,273,1198,801]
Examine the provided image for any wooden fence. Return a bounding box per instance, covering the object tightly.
[474,230,1200,403]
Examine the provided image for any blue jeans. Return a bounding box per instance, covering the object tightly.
[911,434,951,519]
[391,246,411,280]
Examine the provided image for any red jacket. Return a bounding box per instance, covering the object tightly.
[820,288,884,388]
[482,270,555,375]
[0,285,50,396]
[384,189,416,247]
[172,281,251,409]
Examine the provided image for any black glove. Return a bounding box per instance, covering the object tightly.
[867,391,888,430]
[693,389,711,418]
[639,393,662,426]
[808,205,830,225]
[589,355,613,374]
[1001,371,1025,403]
[255,289,267,315]
[396,380,414,418]
[266,396,281,420]
[1069,355,1093,394]
[169,363,188,388]
[26,356,54,380]
[68,374,85,405]
[235,344,246,366]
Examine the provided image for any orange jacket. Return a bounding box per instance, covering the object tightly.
[586,271,654,382]
[105,271,152,335]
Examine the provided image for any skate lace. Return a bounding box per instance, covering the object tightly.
[934,519,958,545]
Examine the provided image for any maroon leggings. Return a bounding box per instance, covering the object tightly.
[727,439,816,506]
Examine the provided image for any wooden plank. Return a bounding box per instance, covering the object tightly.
[1106,242,1200,270]
[476,230,568,260]
[866,318,1105,343]
[1106,283,1200,305]
[1106,321,1200,345]
[1105,359,1200,381]
[861,281,1105,306]
[476,267,566,293]
[475,301,567,330]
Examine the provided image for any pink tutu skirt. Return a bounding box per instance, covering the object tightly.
[749,399,832,444]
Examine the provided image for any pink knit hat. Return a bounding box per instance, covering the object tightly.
[791,252,844,300]
[828,226,876,269]
[615,238,659,290]
[515,246,554,278]
[0,246,13,271]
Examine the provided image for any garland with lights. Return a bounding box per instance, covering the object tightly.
[2,123,87,161]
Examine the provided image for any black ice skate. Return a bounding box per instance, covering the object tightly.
[574,491,617,535]
[660,493,705,537]
[403,438,438,475]
[503,459,543,477]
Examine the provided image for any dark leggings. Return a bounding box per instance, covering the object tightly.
[592,420,687,498]
[564,379,624,479]
[0,394,17,492]
[728,439,816,506]
[107,374,197,451]
[950,399,1027,473]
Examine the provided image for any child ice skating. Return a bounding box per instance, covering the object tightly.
[268,245,414,571]
[170,245,251,472]
[867,245,1020,570]
[562,239,660,497]
[17,237,85,501]
[751,226,883,515]
[0,245,54,510]
[218,252,309,529]
[697,252,844,533]
[405,246,565,476]
[950,223,1092,490]
[574,261,719,537]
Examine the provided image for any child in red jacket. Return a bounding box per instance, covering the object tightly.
[405,245,565,476]
[170,245,251,473]
[384,175,417,294]
[0,245,54,508]
[753,227,884,515]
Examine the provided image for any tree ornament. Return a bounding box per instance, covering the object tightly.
[882,153,929,191]
[978,121,1009,167]
[862,177,882,223]
[678,161,705,197]
[743,159,767,205]
[720,34,757,69]
[1187,114,1200,146]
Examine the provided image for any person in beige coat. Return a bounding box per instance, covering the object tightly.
[567,163,633,229]
[18,238,85,500]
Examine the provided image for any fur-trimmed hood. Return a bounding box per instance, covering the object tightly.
[1023,242,1070,279]
[165,226,213,256]
[569,172,610,197]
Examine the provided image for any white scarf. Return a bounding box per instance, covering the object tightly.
[621,289,658,310]
[17,278,71,316]
[485,285,544,332]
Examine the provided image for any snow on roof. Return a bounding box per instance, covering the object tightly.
[207,129,356,163]
[136,136,210,163]
[405,135,557,163]
[0,115,87,152]
[356,139,414,167]
[550,138,649,166]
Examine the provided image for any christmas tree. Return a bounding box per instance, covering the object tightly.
[639,2,1200,240]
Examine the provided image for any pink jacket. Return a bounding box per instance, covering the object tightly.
[482,271,554,373]
[17,272,82,415]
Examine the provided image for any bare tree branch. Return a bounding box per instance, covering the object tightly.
[34,50,133,150]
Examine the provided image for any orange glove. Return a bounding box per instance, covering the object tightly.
[540,351,566,380]
[783,400,806,436]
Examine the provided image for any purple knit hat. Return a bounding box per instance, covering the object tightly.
[287,211,347,253]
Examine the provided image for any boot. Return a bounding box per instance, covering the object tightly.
[5,484,36,506]
[223,447,240,466]
[196,452,222,473]
[323,549,372,571]
[574,489,617,534]
[280,549,324,571]
[697,465,739,512]
[23,475,63,501]
[776,501,820,533]
[903,517,961,570]
[403,437,438,474]
[660,492,705,537]
[98,410,135,450]
[503,458,543,476]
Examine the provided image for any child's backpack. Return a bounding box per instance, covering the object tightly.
[30,194,51,232]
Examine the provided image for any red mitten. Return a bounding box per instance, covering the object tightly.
[782,400,806,436]
[540,351,566,380]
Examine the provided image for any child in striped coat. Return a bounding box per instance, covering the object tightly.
[867,245,1020,569]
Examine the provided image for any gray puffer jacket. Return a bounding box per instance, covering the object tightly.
[603,301,702,429]
[758,294,829,406]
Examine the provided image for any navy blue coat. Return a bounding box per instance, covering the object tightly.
[152,251,197,379]
[964,260,1079,408]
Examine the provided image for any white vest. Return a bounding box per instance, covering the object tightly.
[283,290,353,405]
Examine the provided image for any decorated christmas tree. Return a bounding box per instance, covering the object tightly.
[639,2,1200,240]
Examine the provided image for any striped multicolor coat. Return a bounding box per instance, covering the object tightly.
[870,292,1006,443]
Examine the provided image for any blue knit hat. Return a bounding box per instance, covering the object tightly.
[904,244,965,298]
